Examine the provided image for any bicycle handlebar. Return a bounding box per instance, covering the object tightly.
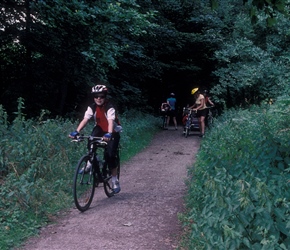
[71,135,108,145]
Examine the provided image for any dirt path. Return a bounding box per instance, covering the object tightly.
[18,127,201,250]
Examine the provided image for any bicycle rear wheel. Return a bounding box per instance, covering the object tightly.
[73,155,95,212]
[161,115,167,129]
[185,127,189,138]
[207,110,213,127]
[104,153,120,197]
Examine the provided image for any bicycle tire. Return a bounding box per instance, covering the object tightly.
[162,115,167,129]
[185,127,189,138]
[104,152,120,197]
[185,119,190,138]
[206,110,213,128]
[73,155,96,212]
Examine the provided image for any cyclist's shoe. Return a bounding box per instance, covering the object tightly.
[112,180,121,194]
[79,162,92,174]
[199,133,204,138]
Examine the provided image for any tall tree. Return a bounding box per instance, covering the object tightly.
[210,0,290,107]
[1,0,155,116]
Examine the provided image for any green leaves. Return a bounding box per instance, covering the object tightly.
[211,2,290,108]
[182,96,290,249]
[0,100,160,250]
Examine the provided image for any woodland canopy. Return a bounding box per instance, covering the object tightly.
[1,0,290,118]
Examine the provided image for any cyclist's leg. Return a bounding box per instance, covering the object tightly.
[105,133,121,193]
[200,116,205,135]
[103,148,120,197]
[173,110,177,129]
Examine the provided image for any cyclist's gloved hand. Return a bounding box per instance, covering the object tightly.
[103,133,112,141]
[69,131,79,138]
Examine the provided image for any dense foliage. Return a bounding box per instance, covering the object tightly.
[1,0,289,117]
[1,0,290,248]
[0,99,160,250]
[210,0,290,108]
[181,96,290,249]
[1,0,157,116]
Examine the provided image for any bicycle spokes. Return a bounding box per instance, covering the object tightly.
[78,172,93,185]
[73,156,95,212]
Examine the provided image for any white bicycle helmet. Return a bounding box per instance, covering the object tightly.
[91,85,108,95]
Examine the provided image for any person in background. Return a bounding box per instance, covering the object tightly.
[166,93,178,130]
[69,84,121,194]
[203,89,214,107]
[160,101,170,129]
[160,102,170,113]
[189,88,207,137]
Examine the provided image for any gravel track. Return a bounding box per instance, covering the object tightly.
[17,127,201,250]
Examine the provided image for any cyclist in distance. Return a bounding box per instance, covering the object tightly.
[203,90,215,107]
[166,93,178,130]
[69,84,121,193]
[189,88,207,137]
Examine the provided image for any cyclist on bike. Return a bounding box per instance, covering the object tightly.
[69,84,121,193]
[189,88,207,137]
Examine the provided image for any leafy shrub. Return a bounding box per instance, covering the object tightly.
[182,96,290,249]
[0,99,160,250]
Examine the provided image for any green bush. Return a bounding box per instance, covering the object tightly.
[181,96,290,249]
[0,99,160,250]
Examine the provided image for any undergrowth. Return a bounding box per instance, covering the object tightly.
[0,98,160,250]
[180,96,290,249]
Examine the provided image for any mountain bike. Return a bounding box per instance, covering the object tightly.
[182,108,199,138]
[71,135,120,212]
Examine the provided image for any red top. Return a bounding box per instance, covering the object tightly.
[96,105,108,132]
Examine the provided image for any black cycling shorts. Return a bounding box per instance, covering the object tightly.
[168,109,177,117]
[196,109,207,118]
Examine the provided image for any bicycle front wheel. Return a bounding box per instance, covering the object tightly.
[185,127,189,138]
[73,155,95,212]
[161,115,167,129]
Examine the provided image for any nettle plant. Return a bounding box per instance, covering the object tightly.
[184,96,290,249]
